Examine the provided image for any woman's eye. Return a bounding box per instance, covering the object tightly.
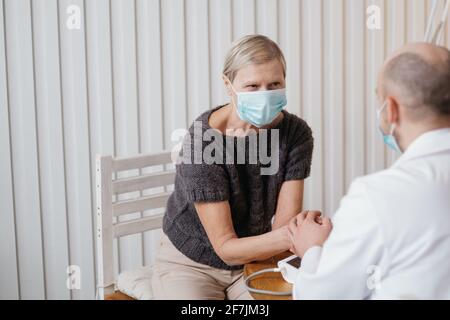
[245,85,258,91]
[268,83,280,90]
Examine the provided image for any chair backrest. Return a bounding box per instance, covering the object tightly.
[95,151,175,299]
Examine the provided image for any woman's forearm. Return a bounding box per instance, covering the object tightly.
[272,180,304,230]
[272,213,296,230]
[217,227,289,266]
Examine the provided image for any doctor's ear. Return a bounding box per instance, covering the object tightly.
[385,97,400,124]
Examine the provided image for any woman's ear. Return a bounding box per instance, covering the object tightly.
[222,75,233,97]
[386,96,400,124]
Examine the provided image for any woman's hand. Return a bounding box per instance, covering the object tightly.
[288,211,332,258]
[287,212,307,253]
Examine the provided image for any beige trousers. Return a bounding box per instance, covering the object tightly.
[151,234,253,300]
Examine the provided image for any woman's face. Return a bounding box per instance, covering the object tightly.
[226,59,285,96]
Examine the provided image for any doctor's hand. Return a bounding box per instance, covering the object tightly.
[288,211,332,258]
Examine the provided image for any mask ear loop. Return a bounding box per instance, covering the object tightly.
[384,104,398,144]
[377,101,388,117]
[377,101,388,130]
[224,76,240,112]
[224,75,237,96]
[389,123,397,137]
[378,101,397,136]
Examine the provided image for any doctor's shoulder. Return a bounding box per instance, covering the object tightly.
[343,167,414,212]
[358,163,422,191]
[348,168,403,194]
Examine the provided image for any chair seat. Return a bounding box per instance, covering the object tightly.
[116,266,154,300]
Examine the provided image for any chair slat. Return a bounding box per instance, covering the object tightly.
[112,171,175,195]
[114,214,164,238]
[112,192,171,216]
[112,151,174,172]
[96,155,115,291]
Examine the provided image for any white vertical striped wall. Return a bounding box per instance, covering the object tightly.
[1,0,449,300]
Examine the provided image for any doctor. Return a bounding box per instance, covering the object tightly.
[289,43,450,299]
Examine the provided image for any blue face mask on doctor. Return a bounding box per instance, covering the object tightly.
[226,77,287,128]
[377,101,402,153]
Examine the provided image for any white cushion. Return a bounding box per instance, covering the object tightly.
[116,266,154,300]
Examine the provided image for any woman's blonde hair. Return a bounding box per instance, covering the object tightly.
[223,34,287,83]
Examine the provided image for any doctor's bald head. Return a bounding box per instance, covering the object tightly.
[378,43,450,121]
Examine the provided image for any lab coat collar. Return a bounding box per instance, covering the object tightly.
[393,128,450,167]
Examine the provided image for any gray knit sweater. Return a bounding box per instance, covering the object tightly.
[163,105,314,270]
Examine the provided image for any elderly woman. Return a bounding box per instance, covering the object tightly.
[151,35,314,300]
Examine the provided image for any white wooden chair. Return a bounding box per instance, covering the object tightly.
[95,151,175,300]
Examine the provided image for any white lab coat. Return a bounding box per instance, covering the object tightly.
[294,128,450,300]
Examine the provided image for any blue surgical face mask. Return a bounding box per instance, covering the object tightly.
[227,79,287,127]
[376,101,402,153]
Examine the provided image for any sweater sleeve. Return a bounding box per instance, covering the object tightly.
[284,117,314,181]
[176,129,230,203]
[178,162,230,203]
